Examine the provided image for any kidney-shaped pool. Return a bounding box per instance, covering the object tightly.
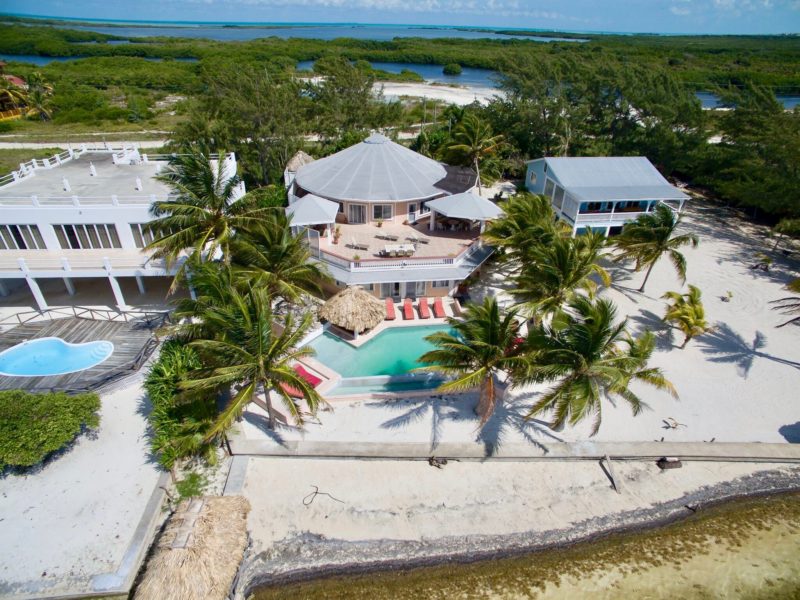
[0,337,115,377]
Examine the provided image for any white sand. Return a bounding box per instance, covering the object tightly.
[378,82,499,106]
[238,457,799,575]
[0,381,162,598]
[238,203,800,448]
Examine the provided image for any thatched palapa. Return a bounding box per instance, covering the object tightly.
[134,496,250,600]
[319,286,386,334]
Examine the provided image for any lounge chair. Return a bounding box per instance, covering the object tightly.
[402,298,414,320]
[433,297,446,318]
[385,234,399,242]
[280,364,323,399]
[417,237,430,244]
[350,238,369,251]
[385,297,396,320]
[418,297,431,319]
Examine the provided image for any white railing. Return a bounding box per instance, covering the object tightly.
[314,238,486,272]
[0,194,165,207]
[0,253,169,274]
[574,211,649,225]
[0,305,169,333]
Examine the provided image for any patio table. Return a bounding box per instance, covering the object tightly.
[384,243,415,256]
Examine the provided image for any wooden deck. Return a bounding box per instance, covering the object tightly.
[0,317,161,393]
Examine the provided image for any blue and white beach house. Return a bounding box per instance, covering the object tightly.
[525,157,689,236]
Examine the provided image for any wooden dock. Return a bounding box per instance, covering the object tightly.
[0,317,160,393]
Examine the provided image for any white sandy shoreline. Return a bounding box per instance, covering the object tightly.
[233,457,800,597]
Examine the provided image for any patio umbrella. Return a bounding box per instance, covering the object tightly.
[319,286,386,334]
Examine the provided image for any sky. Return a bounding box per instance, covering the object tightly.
[4,0,800,34]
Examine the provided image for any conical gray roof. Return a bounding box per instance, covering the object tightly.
[295,133,447,203]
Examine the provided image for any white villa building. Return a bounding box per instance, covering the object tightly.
[0,144,242,310]
[525,156,689,236]
[285,133,501,299]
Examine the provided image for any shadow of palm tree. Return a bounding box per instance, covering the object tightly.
[242,411,290,448]
[696,322,800,379]
[627,309,675,350]
[477,395,563,457]
[367,395,474,451]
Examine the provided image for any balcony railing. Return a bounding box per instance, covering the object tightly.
[312,238,487,272]
[0,251,170,274]
[574,211,649,224]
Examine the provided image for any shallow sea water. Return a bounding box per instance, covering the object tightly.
[251,493,800,600]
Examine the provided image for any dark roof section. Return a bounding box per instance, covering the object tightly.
[434,165,478,195]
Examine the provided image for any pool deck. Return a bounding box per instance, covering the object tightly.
[0,316,160,392]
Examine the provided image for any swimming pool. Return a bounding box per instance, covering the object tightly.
[309,325,451,378]
[0,337,115,377]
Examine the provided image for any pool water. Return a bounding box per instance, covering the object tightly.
[309,325,452,379]
[0,337,115,377]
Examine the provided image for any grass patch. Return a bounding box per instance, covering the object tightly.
[0,390,101,470]
[176,472,207,500]
[0,147,64,174]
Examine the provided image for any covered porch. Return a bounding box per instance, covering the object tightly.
[426,191,504,234]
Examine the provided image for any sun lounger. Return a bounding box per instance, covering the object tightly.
[402,298,414,320]
[418,297,431,319]
[385,297,396,320]
[433,297,446,318]
[280,364,323,399]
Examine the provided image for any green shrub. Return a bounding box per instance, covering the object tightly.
[176,471,207,500]
[0,390,101,470]
[443,63,462,76]
[144,341,217,470]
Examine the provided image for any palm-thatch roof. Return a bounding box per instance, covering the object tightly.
[318,286,386,334]
[286,150,315,173]
[134,496,250,600]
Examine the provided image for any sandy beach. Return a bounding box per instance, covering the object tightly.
[377,82,500,106]
[233,457,800,596]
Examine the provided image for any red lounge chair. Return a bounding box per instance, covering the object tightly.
[280,364,323,399]
[385,297,396,320]
[418,297,431,319]
[433,297,446,318]
[402,298,414,320]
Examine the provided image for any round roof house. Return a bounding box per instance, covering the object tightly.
[295,133,461,204]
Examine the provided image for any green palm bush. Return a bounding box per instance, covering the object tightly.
[613,204,698,293]
[522,296,676,435]
[445,113,504,195]
[417,297,529,426]
[662,284,712,348]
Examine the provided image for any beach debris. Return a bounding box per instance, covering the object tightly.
[662,417,687,429]
[428,456,448,469]
[684,503,698,513]
[657,457,683,470]
[303,485,345,507]
[600,455,622,494]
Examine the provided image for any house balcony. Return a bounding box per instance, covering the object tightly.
[303,220,494,284]
[0,249,173,279]
[573,210,650,225]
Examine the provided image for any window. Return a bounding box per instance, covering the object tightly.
[432,280,450,289]
[543,179,555,198]
[529,170,537,185]
[54,224,121,250]
[372,204,392,221]
[0,225,45,250]
[553,186,565,209]
[130,223,155,249]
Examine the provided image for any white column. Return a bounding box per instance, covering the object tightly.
[135,275,146,295]
[429,210,436,231]
[18,259,47,310]
[186,270,197,300]
[326,224,332,246]
[103,258,128,310]
[63,278,76,295]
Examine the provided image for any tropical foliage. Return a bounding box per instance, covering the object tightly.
[0,390,100,470]
[445,113,504,195]
[180,284,325,434]
[520,297,676,435]
[613,204,699,292]
[662,285,712,348]
[770,278,800,328]
[418,297,528,426]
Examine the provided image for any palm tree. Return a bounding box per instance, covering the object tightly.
[522,296,676,435]
[613,204,698,293]
[24,86,53,121]
[771,218,800,251]
[514,230,611,319]
[446,113,504,196]
[0,78,25,110]
[483,193,568,266]
[770,278,800,328]
[662,284,712,348]
[145,149,270,269]
[181,285,324,434]
[230,211,331,304]
[417,297,529,426]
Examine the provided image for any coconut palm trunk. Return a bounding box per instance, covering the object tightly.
[639,259,658,292]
